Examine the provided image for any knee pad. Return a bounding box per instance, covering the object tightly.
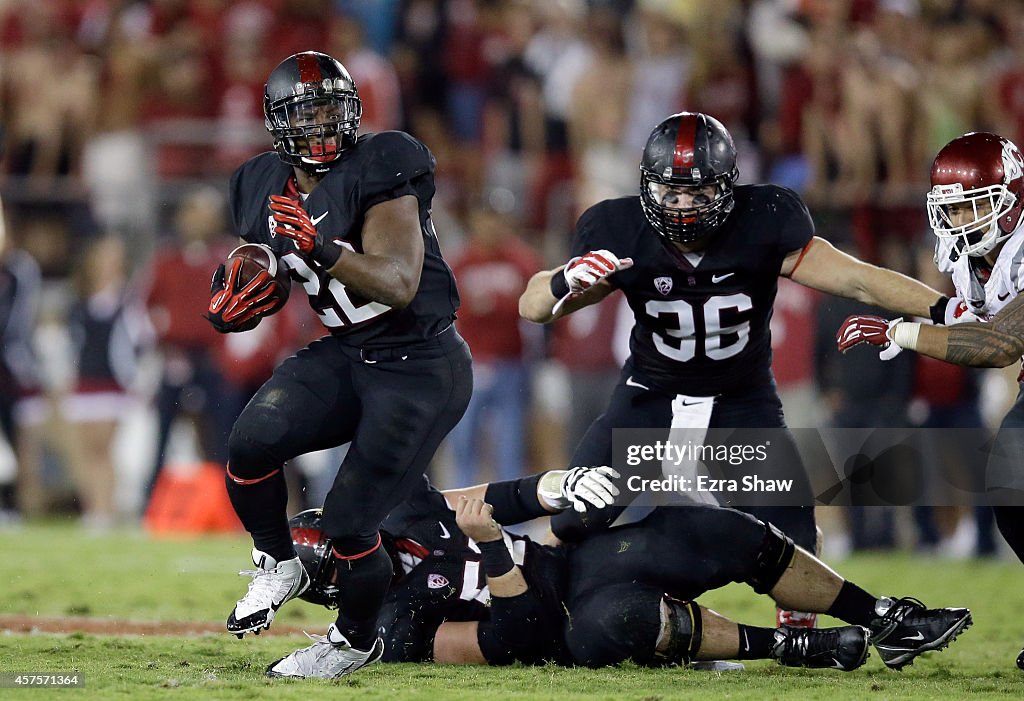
[565,584,665,668]
[227,404,290,479]
[745,521,796,594]
[654,595,702,666]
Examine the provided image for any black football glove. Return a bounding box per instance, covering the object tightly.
[205,258,280,333]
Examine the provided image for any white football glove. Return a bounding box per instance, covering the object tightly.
[563,250,633,295]
[538,466,621,513]
[942,296,983,325]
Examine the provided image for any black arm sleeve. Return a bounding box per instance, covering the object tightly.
[476,588,547,665]
[484,473,548,525]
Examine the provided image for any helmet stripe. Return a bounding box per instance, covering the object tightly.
[672,113,698,170]
[297,53,322,85]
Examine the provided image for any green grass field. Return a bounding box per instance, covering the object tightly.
[2,522,1022,699]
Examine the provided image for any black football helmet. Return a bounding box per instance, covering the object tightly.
[263,51,362,175]
[639,112,739,243]
[288,509,339,608]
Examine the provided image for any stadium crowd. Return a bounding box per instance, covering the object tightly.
[1,0,1023,558]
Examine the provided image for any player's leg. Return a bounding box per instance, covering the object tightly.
[986,387,1024,666]
[569,504,971,670]
[225,338,361,636]
[563,584,869,670]
[268,331,473,677]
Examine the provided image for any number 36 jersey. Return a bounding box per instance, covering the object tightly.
[229,131,460,348]
[573,185,814,396]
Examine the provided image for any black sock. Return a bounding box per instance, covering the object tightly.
[224,471,294,563]
[826,580,878,628]
[736,625,777,660]
[332,540,393,649]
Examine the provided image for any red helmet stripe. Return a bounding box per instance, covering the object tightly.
[672,113,698,170]
[297,53,322,85]
[291,527,325,547]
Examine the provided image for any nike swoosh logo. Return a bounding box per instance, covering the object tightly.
[998,292,1011,301]
[625,377,649,391]
[310,212,329,226]
[679,400,702,406]
[711,272,735,283]
[902,631,925,641]
[438,522,451,539]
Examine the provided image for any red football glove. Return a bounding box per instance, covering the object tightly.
[836,314,893,353]
[268,195,343,269]
[564,250,634,295]
[205,258,279,333]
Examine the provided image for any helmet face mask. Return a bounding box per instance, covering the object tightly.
[927,132,1024,260]
[639,112,738,244]
[264,52,362,175]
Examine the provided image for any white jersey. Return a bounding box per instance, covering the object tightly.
[948,226,1024,320]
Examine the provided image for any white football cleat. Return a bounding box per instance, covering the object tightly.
[266,623,385,679]
[227,548,310,638]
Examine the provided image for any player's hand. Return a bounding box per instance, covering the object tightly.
[563,250,633,295]
[836,314,902,360]
[268,195,343,269]
[539,466,621,512]
[205,258,279,333]
[455,496,503,543]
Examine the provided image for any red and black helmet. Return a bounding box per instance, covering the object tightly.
[927,131,1024,260]
[288,509,339,608]
[264,51,362,175]
[639,112,739,244]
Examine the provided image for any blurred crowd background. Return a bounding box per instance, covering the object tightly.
[2,0,1024,558]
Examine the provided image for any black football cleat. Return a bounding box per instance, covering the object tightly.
[1016,646,1024,670]
[869,597,972,670]
[771,625,870,671]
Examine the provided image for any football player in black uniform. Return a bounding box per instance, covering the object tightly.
[519,112,954,625]
[204,51,473,679]
[289,469,972,672]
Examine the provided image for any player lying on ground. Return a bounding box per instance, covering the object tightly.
[276,468,971,677]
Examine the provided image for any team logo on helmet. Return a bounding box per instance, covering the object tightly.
[654,276,674,295]
[427,573,450,589]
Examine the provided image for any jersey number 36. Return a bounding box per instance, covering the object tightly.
[646,292,752,362]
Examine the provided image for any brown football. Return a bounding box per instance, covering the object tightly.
[225,243,291,312]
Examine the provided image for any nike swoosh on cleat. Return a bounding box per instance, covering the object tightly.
[901,631,925,641]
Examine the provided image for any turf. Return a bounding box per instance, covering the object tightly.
[1,521,1022,699]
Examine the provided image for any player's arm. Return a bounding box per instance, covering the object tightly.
[451,497,539,666]
[442,467,620,524]
[519,265,616,323]
[840,293,1024,367]
[782,236,945,317]
[269,194,424,309]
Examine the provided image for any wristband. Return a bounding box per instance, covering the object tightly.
[476,539,515,578]
[889,321,921,351]
[317,240,343,269]
[550,270,570,298]
[929,295,951,325]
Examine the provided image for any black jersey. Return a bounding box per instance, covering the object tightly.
[572,185,814,396]
[380,477,567,626]
[229,131,460,348]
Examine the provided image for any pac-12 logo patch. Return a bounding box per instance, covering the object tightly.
[427,573,449,589]
[654,276,673,295]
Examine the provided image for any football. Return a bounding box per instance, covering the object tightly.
[225,243,291,313]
